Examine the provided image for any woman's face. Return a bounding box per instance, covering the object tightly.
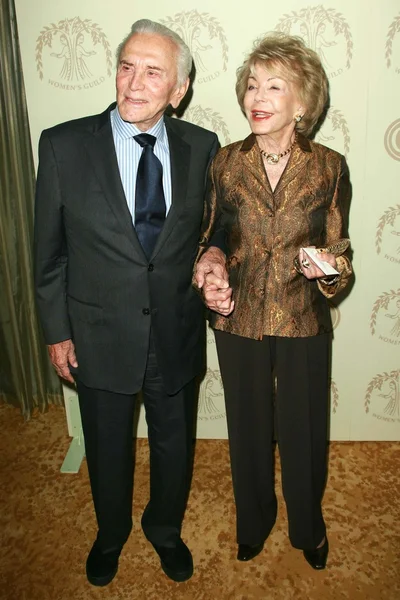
[243,62,303,141]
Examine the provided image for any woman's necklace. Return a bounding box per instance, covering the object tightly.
[259,132,297,165]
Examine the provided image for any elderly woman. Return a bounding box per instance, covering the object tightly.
[195,32,352,569]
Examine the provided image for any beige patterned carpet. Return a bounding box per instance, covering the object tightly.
[0,402,399,600]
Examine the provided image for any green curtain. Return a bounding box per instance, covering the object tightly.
[0,0,63,417]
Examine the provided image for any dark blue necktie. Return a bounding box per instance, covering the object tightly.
[134,133,166,258]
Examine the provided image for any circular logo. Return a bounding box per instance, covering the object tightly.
[329,301,341,330]
[384,119,400,161]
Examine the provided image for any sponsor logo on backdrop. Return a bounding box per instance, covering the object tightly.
[184,106,231,145]
[35,17,112,91]
[198,368,226,422]
[207,326,216,346]
[384,119,400,161]
[330,379,339,414]
[385,13,400,73]
[365,370,400,423]
[375,204,400,264]
[161,11,228,84]
[316,107,350,157]
[276,5,353,78]
[371,289,400,345]
[328,301,341,330]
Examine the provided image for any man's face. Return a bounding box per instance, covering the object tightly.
[116,33,189,131]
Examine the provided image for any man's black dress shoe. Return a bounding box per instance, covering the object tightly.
[152,538,193,582]
[303,537,329,570]
[86,540,120,586]
[237,542,264,562]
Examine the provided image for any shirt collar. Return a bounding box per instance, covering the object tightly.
[110,106,167,147]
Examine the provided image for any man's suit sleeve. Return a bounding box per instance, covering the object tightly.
[34,131,71,344]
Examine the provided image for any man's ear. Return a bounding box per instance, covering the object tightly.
[170,77,190,109]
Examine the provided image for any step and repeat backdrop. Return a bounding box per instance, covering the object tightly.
[15,0,400,440]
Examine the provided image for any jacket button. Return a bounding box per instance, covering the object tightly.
[142,308,150,315]
[148,264,154,271]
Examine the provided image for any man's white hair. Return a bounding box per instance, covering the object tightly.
[116,18,192,87]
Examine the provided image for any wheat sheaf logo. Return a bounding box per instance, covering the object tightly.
[385,13,400,73]
[198,368,225,421]
[206,325,216,346]
[384,119,400,161]
[371,289,400,346]
[184,106,231,145]
[161,11,228,84]
[365,369,400,422]
[330,379,339,414]
[375,204,400,265]
[276,5,353,78]
[316,107,350,157]
[36,17,112,91]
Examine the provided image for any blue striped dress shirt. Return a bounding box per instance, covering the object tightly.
[110,107,172,222]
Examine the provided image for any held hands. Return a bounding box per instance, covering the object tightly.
[47,339,78,383]
[298,247,337,280]
[195,246,234,316]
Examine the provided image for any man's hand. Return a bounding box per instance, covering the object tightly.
[195,246,227,289]
[195,246,234,316]
[47,339,78,383]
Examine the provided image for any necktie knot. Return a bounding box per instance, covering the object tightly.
[134,133,156,149]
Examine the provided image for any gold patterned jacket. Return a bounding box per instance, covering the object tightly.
[198,133,353,339]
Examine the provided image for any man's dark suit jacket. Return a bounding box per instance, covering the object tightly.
[34,104,219,395]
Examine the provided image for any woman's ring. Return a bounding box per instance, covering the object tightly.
[302,258,310,269]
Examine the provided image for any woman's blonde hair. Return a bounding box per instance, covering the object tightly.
[236,32,329,137]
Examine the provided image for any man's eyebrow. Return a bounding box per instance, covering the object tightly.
[119,59,164,72]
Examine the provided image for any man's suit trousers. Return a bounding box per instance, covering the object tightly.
[76,331,195,552]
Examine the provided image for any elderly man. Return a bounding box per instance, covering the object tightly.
[34,19,220,586]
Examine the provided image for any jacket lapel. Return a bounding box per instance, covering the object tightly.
[84,107,144,255]
[240,134,274,210]
[151,118,191,258]
[273,134,312,195]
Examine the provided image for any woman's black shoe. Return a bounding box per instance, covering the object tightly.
[303,537,329,570]
[237,542,264,561]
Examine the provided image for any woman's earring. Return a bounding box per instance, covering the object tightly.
[294,114,302,123]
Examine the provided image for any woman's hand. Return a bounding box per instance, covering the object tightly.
[195,246,235,315]
[298,247,337,280]
[203,272,235,315]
